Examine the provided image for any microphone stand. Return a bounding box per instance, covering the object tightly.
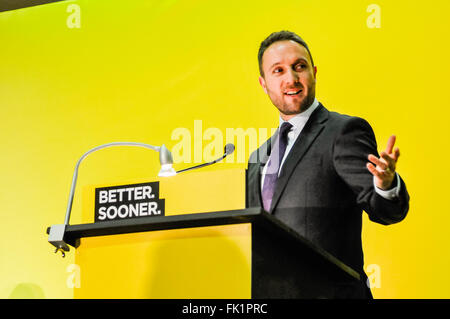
[176,144,235,174]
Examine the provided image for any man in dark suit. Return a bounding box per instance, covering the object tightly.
[246,31,410,298]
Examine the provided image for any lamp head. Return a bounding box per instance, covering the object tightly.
[158,144,176,177]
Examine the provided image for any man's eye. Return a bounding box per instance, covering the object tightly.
[295,64,307,70]
[274,67,283,73]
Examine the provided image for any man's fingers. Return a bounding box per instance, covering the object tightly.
[368,154,388,170]
[385,135,396,154]
[369,136,400,182]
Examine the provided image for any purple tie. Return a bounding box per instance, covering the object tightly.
[262,122,293,212]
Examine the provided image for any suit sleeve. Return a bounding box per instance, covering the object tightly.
[332,117,410,225]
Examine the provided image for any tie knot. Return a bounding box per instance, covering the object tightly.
[280,122,293,138]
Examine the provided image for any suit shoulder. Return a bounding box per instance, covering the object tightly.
[248,136,270,164]
[248,148,259,163]
[327,110,373,132]
[327,110,378,153]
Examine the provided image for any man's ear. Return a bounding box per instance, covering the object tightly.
[313,66,317,82]
[258,76,268,94]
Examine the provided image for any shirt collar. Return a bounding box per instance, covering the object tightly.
[278,98,319,129]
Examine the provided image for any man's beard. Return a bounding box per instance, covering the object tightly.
[275,88,315,116]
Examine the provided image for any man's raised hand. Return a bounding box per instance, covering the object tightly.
[367,135,400,190]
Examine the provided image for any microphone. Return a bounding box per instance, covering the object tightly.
[176,143,235,174]
[224,143,235,157]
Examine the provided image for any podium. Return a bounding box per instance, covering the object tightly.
[47,169,361,298]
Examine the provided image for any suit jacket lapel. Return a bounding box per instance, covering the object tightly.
[269,103,329,212]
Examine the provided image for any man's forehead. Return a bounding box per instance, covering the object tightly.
[263,40,310,66]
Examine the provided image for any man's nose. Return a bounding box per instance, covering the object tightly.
[285,68,299,85]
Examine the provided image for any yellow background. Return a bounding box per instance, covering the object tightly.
[1,0,449,298]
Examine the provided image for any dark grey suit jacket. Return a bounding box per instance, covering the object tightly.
[246,103,410,298]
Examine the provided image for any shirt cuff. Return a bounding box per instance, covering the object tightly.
[374,173,401,200]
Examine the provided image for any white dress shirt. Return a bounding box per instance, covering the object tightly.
[261,98,400,200]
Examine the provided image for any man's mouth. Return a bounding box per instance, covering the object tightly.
[284,89,303,96]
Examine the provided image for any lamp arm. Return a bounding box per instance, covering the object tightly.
[63,142,161,226]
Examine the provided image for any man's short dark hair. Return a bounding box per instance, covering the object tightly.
[258,30,314,77]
